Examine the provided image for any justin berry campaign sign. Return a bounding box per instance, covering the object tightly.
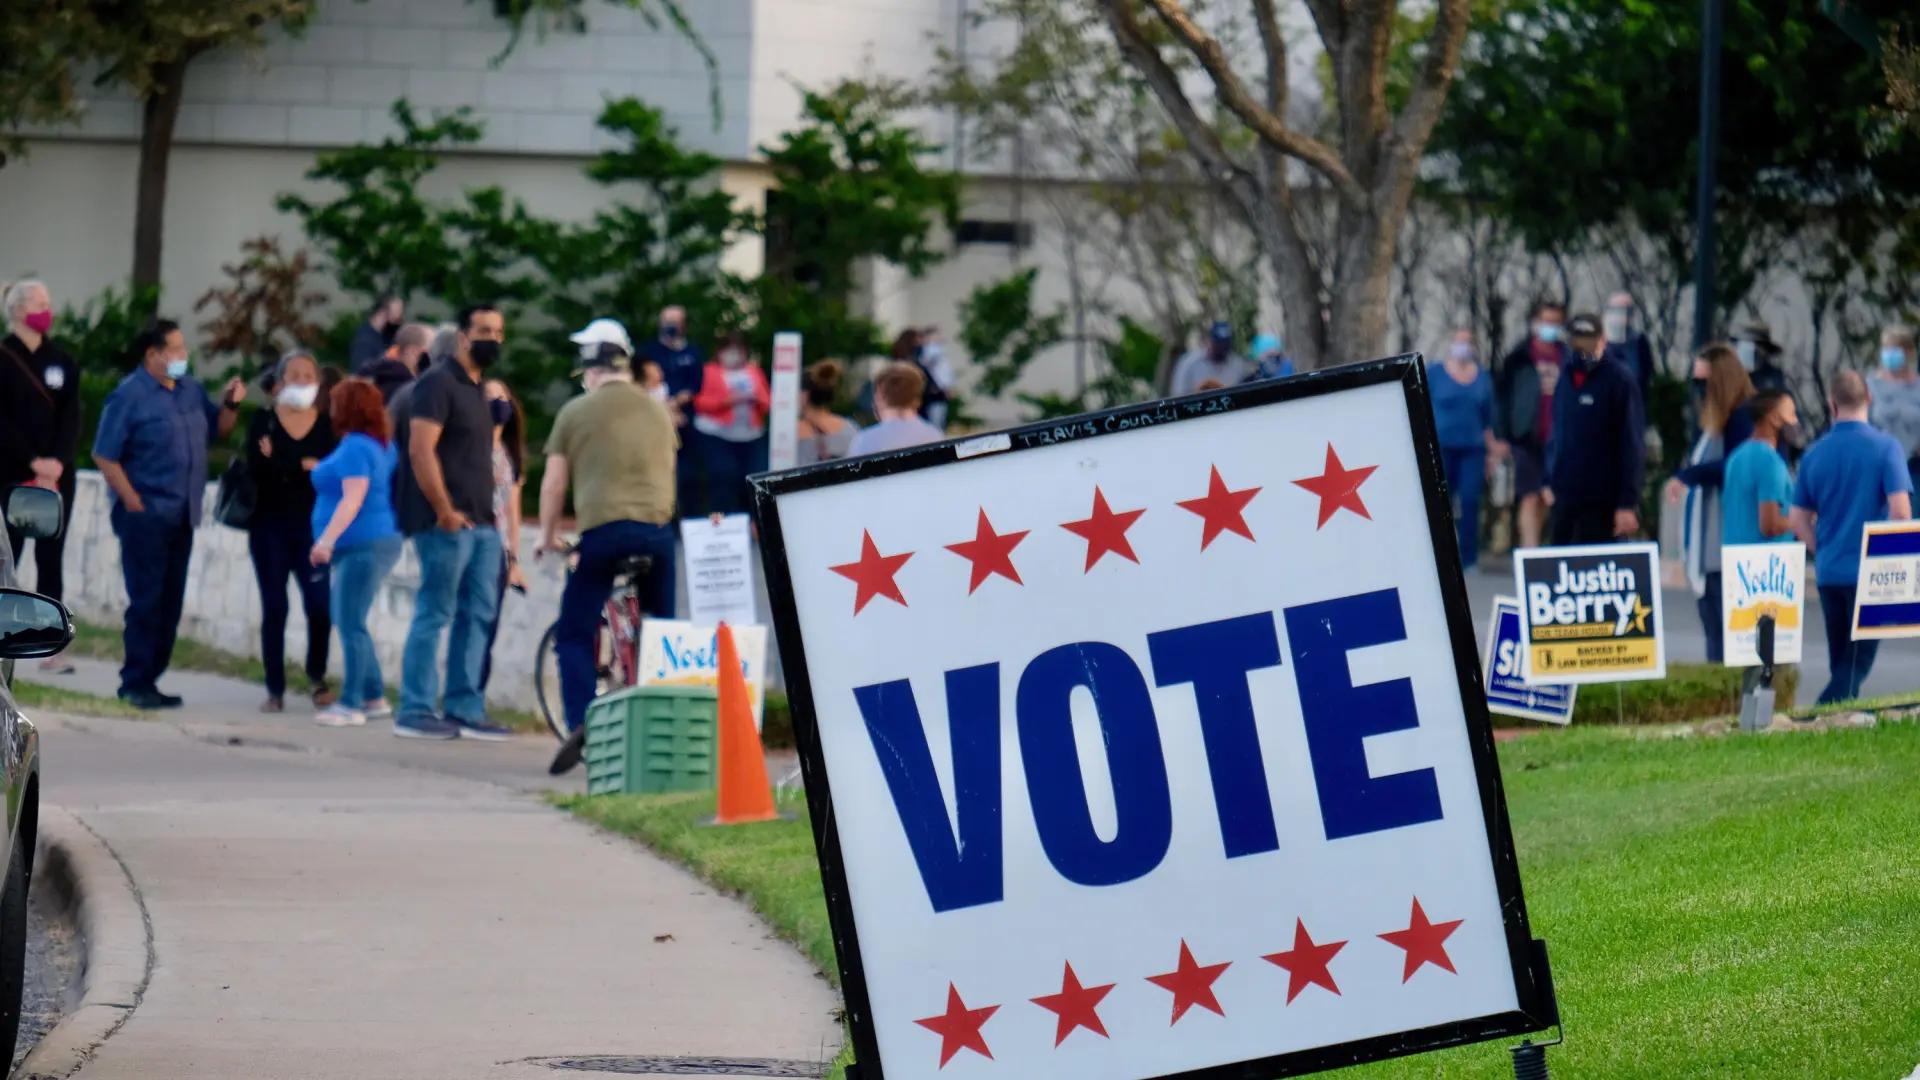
[752,359,1556,1080]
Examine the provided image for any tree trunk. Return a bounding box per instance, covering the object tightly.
[133,53,194,307]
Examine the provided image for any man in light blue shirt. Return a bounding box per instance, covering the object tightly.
[1722,390,1797,546]
[1789,371,1914,703]
[849,363,944,456]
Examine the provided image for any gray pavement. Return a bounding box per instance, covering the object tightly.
[20,683,841,1079]
[1462,563,1920,704]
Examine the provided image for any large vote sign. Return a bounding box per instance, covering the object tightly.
[752,359,1555,1080]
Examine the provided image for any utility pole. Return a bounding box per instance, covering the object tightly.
[1691,0,1725,348]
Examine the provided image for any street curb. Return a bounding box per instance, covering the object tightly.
[17,806,154,1080]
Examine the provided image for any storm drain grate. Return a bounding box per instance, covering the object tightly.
[528,1057,828,1077]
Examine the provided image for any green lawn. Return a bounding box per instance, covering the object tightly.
[565,723,1920,1080]
[8,679,148,719]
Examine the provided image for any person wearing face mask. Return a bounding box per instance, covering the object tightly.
[363,322,433,403]
[640,306,704,510]
[477,377,528,695]
[1541,314,1645,545]
[244,350,339,713]
[1169,322,1251,397]
[1663,343,1755,663]
[350,294,405,373]
[1867,326,1920,490]
[1733,319,1791,397]
[1495,300,1570,548]
[389,303,514,741]
[539,324,680,774]
[691,331,771,515]
[1599,292,1657,402]
[1427,330,1508,571]
[92,319,247,710]
[0,279,81,672]
[1722,390,1799,547]
[1245,333,1294,381]
[914,327,956,430]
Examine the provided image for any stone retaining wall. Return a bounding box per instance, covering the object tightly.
[22,471,780,714]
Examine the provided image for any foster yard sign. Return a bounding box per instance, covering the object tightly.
[753,358,1556,1080]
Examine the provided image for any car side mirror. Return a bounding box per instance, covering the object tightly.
[0,588,73,660]
[4,486,63,541]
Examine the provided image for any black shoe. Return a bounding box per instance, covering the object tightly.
[118,690,173,711]
[549,726,586,776]
[155,692,184,709]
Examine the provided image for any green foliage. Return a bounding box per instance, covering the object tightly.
[956,269,1066,397]
[192,235,328,378]
[1548,661,1801,728]
[54,284,162,374]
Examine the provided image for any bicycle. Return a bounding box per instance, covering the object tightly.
[532,545,653,742]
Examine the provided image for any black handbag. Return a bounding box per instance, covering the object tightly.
[214,456,257,529]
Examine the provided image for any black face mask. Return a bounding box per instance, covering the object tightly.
[489,399,513,427]
[1691,377,1707,398]
[469,340,502,369]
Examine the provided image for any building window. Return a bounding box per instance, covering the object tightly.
[955,219,1031,247]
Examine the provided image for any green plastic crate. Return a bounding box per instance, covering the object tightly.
[584,684,720,796]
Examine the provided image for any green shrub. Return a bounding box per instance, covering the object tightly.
[1538,661,1800,728]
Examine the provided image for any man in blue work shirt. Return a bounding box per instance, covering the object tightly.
[91,319,247,710]
[1790,370,1914,704]
[637,304,704,513]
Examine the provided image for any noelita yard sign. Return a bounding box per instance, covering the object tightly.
[752,357,1560,1080]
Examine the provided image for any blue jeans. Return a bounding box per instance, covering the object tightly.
[249,508,330,699]
[1439,447,1486,569]
[331,535,402,709]
[557,520,677,734]
[112,505,193,696]
[401,526,502,723]
[1818,585,1879,704]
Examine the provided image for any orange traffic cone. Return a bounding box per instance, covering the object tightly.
[713,622,778,825]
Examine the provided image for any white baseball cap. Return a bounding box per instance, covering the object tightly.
[569,317,633,359]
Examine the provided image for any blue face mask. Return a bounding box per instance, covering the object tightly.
[1883,346,1908,371]
[1535,323,1561,344]
[165,357,190,380]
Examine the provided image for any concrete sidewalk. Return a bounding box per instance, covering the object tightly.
[23,691,841,1078]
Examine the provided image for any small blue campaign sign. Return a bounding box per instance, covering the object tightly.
[752,357,1556,1080]
[1483,596,1576,725]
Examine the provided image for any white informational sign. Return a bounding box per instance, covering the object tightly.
[754,360,1553,1080]
[681,513,758,628]
[1483,596,1576,724]
[1720,543,1805,666]
[1512,542,1665,685]
[637,618,768,728]
[1853,520,1920,640]
[769,331,803,472]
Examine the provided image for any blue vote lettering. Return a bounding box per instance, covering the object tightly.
[1283,589,1444,839]
[852,664,1003,913]
[1017,642,1173,887]
[851,588,1443,913]
[1146,613,1283,858]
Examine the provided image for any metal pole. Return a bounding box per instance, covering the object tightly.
[1690,0,1724,348]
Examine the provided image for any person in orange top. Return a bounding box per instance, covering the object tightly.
[689,331,771,514]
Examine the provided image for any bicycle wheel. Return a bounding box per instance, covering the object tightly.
[533,622,569,742]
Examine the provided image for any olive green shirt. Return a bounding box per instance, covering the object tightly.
[545,381,679,529]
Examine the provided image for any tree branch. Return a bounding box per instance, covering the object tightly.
[1131,0,1366,211]
[1252,0,1286,119]
[1387,0,1471,163]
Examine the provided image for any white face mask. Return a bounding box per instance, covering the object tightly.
[1735,340,1757,372]
[1603,310,1629,341]
[277,383,319,409]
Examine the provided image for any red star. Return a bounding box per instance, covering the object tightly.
[1261,918,1346,1004]
[1060,487,1147,571]
[1291,444,1379,528]
[944,509,1029,594]
[914,983,999,1067]
[1176,465,1262,549]
[1379,898,1464,982]
[1030,962,1115,1046]
[1145,940,1231,1024]
[828,530,913,614]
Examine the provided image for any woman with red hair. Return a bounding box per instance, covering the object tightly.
[306,376,401,727]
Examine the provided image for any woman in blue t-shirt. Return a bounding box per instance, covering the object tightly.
[307,377,401,727]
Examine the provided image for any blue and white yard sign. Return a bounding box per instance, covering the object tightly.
[753,359,1555,1080]
[1483,597,1576,724]
[1853,521,1920,640]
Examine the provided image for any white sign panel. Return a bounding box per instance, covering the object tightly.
[637,618,768,728]
[681,513,758,628]
[1853,520,1920,639]
[1512,542,1666,685]
[769,331,803,472]
[1721,543,1805,666]
[755,361,1552,1080]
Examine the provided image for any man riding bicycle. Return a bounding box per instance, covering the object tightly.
[538,318,680,774]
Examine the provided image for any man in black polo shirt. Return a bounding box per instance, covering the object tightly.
[391,303,513,740]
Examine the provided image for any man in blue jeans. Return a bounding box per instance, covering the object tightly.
[538,320,681,774]
[389,303,514,740]
[1789,371,1914,704]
